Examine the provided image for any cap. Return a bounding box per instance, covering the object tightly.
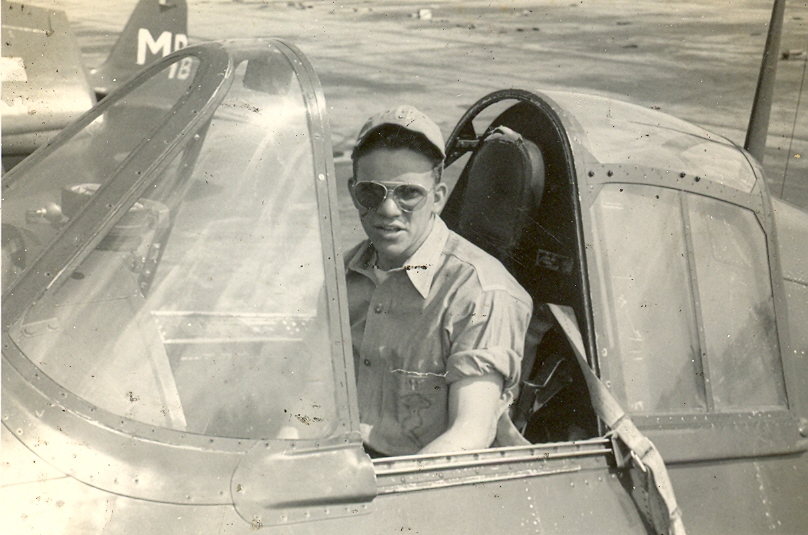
[354,105,446,158]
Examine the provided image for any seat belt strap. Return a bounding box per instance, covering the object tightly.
[548,304,686,535]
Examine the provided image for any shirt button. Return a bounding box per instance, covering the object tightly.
[374,304,383,313]
[364,359,371,367]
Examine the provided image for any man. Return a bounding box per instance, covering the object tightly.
[345,105,533,457]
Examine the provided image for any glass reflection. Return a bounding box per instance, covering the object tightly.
[8,55,337,440]
[591,184,705,413]
[688,196,786,410]
[591,183,788,415]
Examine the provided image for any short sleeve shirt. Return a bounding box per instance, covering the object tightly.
[346,217,533,456]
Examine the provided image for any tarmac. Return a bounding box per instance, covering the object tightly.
[36,0,808,207]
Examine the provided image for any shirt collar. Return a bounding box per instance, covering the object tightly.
[346,217,449,299]
[403,217,448,298]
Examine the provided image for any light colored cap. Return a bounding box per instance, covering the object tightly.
[354,105,445,158]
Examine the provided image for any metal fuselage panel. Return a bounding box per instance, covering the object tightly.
[1,425,647,535]
[669,453,808,534]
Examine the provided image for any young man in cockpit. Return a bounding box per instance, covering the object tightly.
[345,105,533,457]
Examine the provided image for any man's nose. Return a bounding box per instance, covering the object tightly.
[375,195,402,217]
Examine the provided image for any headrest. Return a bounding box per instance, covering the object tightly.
[458,126,545,261]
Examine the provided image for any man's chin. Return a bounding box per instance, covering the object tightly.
[370,240,410,268]
[374,242,406,257]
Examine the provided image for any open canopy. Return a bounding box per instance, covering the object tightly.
[2,40,374,518]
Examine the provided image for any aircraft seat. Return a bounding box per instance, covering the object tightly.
[450,124,594,443]
[456,125,545,264]
[452,126,549,421]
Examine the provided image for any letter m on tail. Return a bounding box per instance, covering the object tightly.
[137,28,172,65]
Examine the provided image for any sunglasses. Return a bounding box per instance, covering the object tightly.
[351,179,433,213]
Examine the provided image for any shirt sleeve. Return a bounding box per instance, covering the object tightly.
[443,288,533,393]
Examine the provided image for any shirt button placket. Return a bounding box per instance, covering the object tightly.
[363,285,389,373]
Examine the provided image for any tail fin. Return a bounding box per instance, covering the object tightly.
[88,0,188,99]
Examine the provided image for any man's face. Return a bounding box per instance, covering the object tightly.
[350,148,447,270]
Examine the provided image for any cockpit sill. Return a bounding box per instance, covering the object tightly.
[373,438,613,494]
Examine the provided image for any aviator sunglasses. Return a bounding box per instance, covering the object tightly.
[351,172,435,213]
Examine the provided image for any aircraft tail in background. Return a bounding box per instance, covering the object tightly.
[1,1,95,164]
[88,0,188,99]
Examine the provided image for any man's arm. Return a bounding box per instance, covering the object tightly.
[418,373,504,454]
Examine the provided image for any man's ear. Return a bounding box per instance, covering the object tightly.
[432,182,449,215]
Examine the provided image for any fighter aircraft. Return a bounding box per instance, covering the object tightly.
[1,0,188,168]
[2,4,807,535]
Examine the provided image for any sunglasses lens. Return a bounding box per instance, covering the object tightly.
[393,185,428,210]
[353,182,387,210]
[353,181,429,212]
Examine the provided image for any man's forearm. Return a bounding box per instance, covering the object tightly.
[418,422,496,454]
[418,374,502,454]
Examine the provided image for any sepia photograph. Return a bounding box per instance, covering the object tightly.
[2,0,807,533]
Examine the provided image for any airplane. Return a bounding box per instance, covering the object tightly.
[1,0,188,169]
[1,2,807,534]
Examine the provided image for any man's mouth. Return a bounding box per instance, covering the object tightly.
[375,225,404,238]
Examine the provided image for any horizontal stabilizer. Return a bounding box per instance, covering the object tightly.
[1,1,95,156]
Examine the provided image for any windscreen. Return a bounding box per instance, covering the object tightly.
[6,53,338,440]
[590,185,706,413]
[590,184,786,415]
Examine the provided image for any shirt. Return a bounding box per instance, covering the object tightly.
[345,217,533,456]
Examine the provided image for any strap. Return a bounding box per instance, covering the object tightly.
[548,304,686,535]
